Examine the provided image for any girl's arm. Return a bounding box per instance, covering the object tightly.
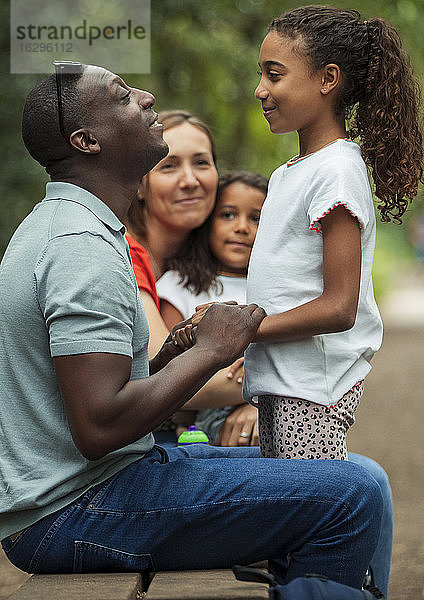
[254,205,361,343]
[160,299,185,331]
[140,290,170,358]
[181,369,245,409]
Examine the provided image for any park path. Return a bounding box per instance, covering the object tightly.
[349,270,424,600]
[1,272,424,600]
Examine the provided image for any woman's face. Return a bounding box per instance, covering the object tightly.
[141,122,218,234]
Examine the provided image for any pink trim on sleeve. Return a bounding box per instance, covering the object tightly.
[309,202,363,233]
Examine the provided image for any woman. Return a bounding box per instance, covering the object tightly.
[126,110,258,446]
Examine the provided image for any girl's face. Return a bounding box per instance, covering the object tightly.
[209,182,264,276]
[141,122,218,234]
[255,31,325,135]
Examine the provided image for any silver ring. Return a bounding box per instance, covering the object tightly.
[239,432,250,438]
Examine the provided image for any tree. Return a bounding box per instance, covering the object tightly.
[1,0,423,258]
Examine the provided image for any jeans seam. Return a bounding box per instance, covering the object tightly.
[87,476,118,507]
[28,503,76,573]
[84,496,341,516]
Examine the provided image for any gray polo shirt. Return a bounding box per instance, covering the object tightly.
[0,182,154,540]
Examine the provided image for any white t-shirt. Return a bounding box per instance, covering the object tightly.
[156,271,246,320]
[244,139,383,407]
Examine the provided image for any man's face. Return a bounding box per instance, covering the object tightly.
[77,66,169,175]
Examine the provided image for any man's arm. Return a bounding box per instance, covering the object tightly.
[54,303,265,461]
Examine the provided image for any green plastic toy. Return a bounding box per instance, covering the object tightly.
[177,425,209,446]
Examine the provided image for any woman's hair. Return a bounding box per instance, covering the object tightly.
[167,170,268,295]
[126,109,217,240]
[269,5,423,223]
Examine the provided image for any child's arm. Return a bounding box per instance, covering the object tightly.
[254,205,361,343]
[160,298,185,331]
[140,290,171,358]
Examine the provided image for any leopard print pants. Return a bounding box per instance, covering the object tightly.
[257,382,363,460]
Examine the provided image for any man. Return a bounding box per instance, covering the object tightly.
[0,64,388,591]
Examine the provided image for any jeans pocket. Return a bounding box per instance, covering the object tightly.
[73,540,155,573]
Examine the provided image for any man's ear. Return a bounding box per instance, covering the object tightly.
[69,129,101,154]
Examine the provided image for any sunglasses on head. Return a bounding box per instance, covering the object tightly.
[52,61,84,140]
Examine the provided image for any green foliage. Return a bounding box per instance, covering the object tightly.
[2,0,424,292]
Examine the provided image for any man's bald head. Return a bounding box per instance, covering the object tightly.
[22,66,88,171]
[22,65,167,180]
[21,64,117,172]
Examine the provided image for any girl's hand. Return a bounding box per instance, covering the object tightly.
[192,300,239,326]
[191,302,215,326]
[150,319,194,373]
[226,357,244,384]
[217,403,259,447]
[171,323,196,350]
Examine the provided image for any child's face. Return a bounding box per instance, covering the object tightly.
[209,182,264,275]
[255,31,324,135]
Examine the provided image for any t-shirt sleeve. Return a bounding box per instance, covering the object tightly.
[307,157,371,233]
[156,271,194,320]
[35,232,137,357]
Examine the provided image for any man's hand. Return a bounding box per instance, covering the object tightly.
[53,305,264,461]
[194,303,266,368]
[218,403,259,447]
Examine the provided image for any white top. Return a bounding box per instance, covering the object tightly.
[244,139,383,407]
[156,271,246,320]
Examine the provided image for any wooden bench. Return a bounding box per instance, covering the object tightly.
[5,572,144,600]
[145,570,267,599]
[6,568,268,600]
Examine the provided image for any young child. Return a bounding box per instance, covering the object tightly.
[241,6,423,460]
[157,171,267,443]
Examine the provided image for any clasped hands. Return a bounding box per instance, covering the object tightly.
[171,301,245,384]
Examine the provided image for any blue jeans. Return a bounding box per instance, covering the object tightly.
[153,442,392,596]
[2,445,386,591]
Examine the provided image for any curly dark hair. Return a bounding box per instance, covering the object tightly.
[22,70,86,171]
[269,5,423,223]
[167,170,268,295]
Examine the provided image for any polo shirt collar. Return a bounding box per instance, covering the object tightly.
[43,182,125,233]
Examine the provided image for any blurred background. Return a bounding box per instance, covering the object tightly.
[1,1,423,598]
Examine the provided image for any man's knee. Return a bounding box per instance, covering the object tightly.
[349,453,391,501]
[342,462,384,530]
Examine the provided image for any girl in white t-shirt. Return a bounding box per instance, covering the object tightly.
[185,6,423,460]
[237,5,423,460]
[157,171,267,444]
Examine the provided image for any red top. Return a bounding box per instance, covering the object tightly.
[126,234,160,310]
